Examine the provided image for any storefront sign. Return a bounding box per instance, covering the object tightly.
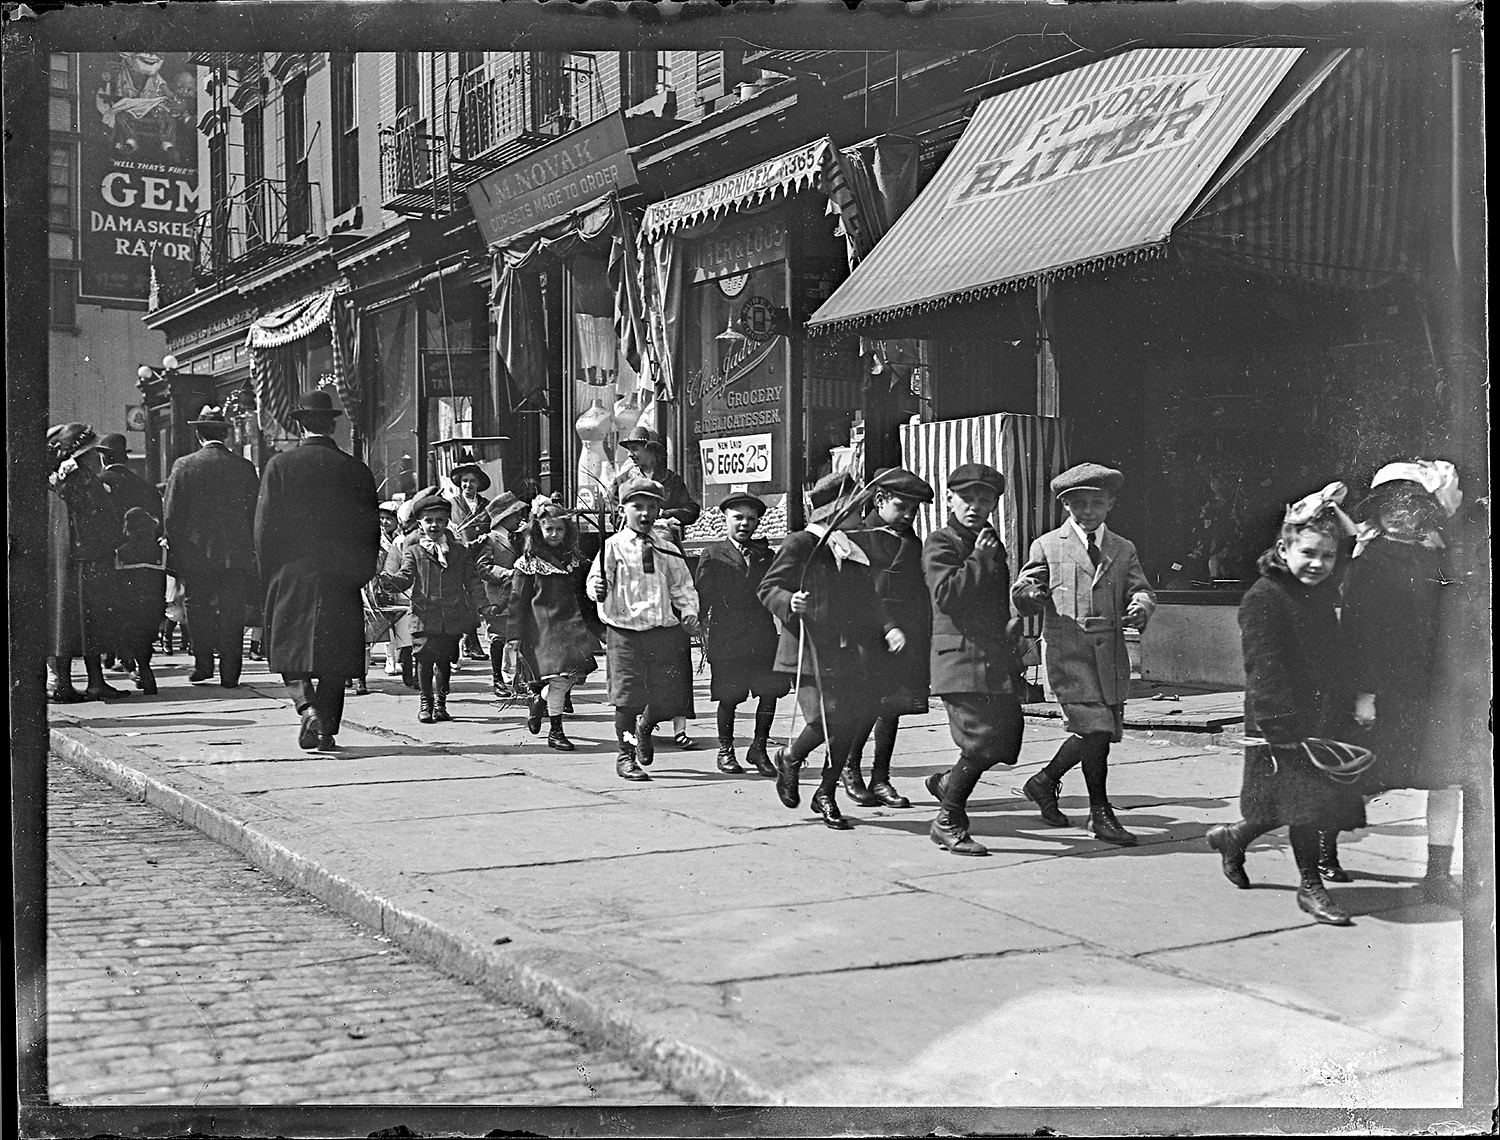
[165,304,259,354]
[699,433,773,485]
[949,69,1225,208]
[688,221,787,283]
[79,52,201,306]
[468,112,638,247]
[642,138,830,240]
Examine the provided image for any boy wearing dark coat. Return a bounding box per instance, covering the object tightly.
[758,471,887,830]
[921,463,1026,856]
[473,492,529,698]
[380,493,487,724]
[1012,463,1155,846]
[1207,484,1366,926]
[844,468,936,808]
[695,492,789,776]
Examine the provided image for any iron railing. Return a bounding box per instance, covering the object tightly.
[183,175,324,288]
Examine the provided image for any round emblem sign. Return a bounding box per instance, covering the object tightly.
[739,295,779,342]
[717,272,750,298]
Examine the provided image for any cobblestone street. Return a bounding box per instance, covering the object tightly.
[46,761,684,1106]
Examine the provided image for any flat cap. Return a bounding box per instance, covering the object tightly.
[409,491,452,519]
[946,463,1005,495]
[871,467,935,504]
[1052,462,1123,499]
[719,491,766,515]
[619,476,666,503]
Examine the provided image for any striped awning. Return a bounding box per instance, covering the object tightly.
[247,286,357,434]
[808,47,1303,336]
[641,138,832,243]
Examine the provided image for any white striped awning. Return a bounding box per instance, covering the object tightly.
[808,47,1303,336]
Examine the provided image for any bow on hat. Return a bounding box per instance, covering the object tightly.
[1370,459,1463,518]
[1284,482,1358,536]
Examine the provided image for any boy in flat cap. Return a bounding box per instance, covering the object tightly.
[845,467,936,808]
[759,470,888,830]
[587,476,701,781]
[695,492,789,775]
[921,463,1026,855]
[1012,462,1155,845]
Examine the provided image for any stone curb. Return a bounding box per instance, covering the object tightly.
[48,724,778,1107]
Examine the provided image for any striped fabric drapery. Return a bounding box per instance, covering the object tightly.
[1175,50,1429,289]
[246,286,356,434]
[899,412,1070,584]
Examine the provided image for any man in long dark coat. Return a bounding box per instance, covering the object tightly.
[97,433,166,690]
[255,391,379,752]
[164,406,261,687]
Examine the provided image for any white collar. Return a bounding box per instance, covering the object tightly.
[805,523,869,568]
[1069,519,1107,548]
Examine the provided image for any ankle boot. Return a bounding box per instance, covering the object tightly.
[433,677,452,721]
[716,744,743,774]
[810,787,853,830]
[526,694,546,735]
[634,715,655,766]
[745,736,776,777]
[773,746,801,808]
[1317,831,1352,882]
[547,715,574,751]
[1087,803,1137,846]
[930,807,988,856]
[418,693,435,724]
[136,663,158,696]
[1296,870,1353,926]
[616,742,650,781]
[1020,771,1070,827]
[840,759,881,806]
[1206,821,1254,889]
[924,770,948,802]
[867,757,910,808]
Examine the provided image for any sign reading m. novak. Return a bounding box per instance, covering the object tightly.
[468,112,638,248]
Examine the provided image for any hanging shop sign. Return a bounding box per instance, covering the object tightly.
[642,138,830,241]
[79,52,201,307]
[468,111,638,247]
[688,220,788,283]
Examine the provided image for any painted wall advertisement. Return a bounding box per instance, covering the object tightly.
[80,52,200,307]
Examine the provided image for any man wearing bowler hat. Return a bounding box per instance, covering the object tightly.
[255,390,380,752]
[613,426,700,536]
[1013,462,1155,845]
[163,405,261,687]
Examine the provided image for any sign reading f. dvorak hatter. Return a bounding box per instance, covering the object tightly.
[948,70,1225,209]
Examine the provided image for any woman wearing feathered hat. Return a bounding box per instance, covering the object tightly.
[442,453,494,661]
[1343,459,1467,907]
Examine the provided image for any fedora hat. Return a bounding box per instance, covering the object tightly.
[290,390,344,421]
[484,491,527,529]
[808,470,857,525]
[190,405,231,430]
[620,426,666,453]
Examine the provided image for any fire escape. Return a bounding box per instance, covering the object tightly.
[380,54,605,218]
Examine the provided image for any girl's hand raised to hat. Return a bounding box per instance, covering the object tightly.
[790,590,811,615]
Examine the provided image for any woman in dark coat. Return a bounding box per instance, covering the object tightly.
[1344,460,1467,907]
[507,499,599,751]
[844,468,936,808]
[1207,485,1365,927]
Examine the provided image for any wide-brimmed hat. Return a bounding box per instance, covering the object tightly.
[719,491,767,516]
[619,476,666,504]
[97,433,129,458]
[946,463,1006,496]
[47,422,100,464]
[1362,459,1462,518]
[290,390,344,422]
[620,426,666,454]
[1052,462,1123,499]
[448,454,492,492]
[189,405,231,430]
[808,470,857,525]
[484,491,527,529]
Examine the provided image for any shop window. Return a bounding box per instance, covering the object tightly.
[331,53,359,216]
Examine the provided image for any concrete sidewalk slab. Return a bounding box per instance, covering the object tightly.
[43,658,1464,1109]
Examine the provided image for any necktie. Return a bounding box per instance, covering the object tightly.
[1087,532,1101,569]
[638,533,655,575]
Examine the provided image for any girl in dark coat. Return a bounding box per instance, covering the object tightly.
[381,494,486,725]
[1344,460,1466,907]
[1207,484,1365,927]
[507,499,598,751]
[113,506,167,694]
[844,469,936,808]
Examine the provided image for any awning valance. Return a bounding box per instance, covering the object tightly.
[807,47,1304,337]
[247,285,358,434]
[641,137,833,243]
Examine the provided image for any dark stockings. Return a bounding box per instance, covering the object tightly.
[418,660,435,699]
[614,705,644,744]
[1288,824,1323,883]
[752,696,777,742]
[1042,733,1113,807]
[489,637,505,680]
[716,701,737,746]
